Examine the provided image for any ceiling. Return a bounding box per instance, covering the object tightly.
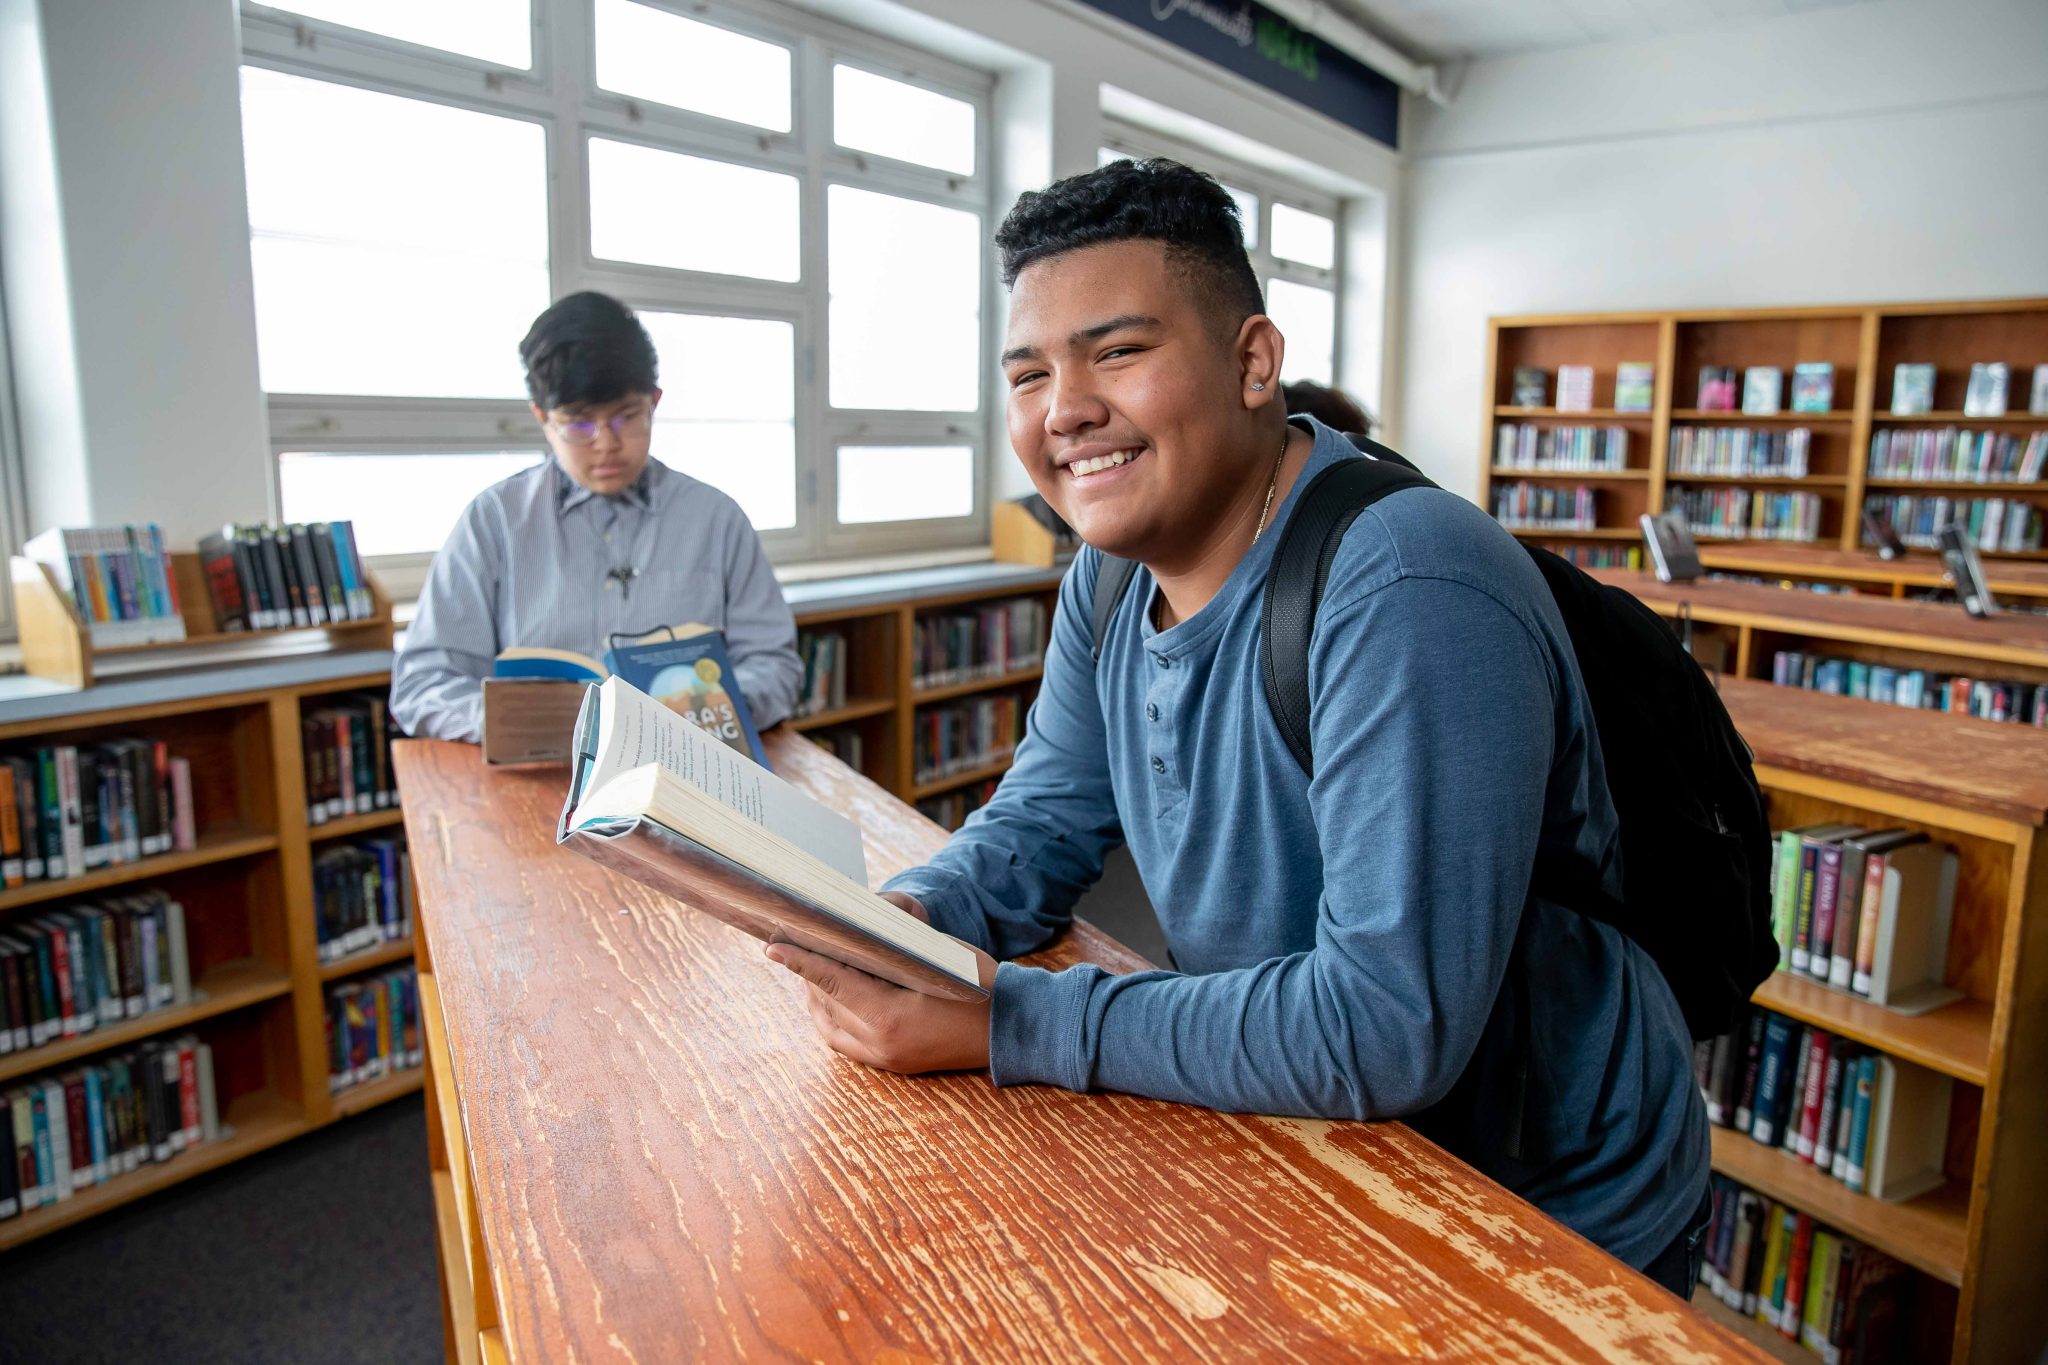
[1331,0,1880,62]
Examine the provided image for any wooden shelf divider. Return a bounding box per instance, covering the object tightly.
[333,1067,425,1119]
[910,664,1044,705]
[0,828,278,914]
[319,936,417,982]
[310,807,404,842]
[0,958,293,1085]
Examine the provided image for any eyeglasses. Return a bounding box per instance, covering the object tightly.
[549,405,653,447]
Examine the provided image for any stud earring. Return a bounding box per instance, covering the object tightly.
[1251,381,1267,391]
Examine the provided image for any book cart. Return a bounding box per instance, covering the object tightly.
[1689,680,2048,1363]
[1479,298,2048,567]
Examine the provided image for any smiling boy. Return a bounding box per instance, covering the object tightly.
[766,160,1709,1291]
[391,291,800,743]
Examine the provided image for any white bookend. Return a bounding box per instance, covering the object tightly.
[1865,1055,1951,1202]
[1868,843,1964,1014]
[166,900,193,1005]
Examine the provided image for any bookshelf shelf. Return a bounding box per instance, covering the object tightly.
[1863,479,2048,494]
[1667,475,1850,487]
[1690,1289,1815,1363]
[1489,467,1651,481]
[911,665,1044,705]
[0,957,292,1085]
[1490,406,1651,420]
[309,807,403,842]
[0,1089,308,1253]
[911,756,1014,801]
[333,1066,424,1119]
[1669,410,1852,424]
[788,697,895,732]
[1709,1128,1969,1287]
[1750,971,1991,1087]
[0,827,278,914]
[1872,412,2048,425]
[319,936,416,982]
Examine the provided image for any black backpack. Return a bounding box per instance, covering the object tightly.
[1088,436,1778,1039]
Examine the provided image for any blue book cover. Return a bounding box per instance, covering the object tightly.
[1751,1014,1797,1147]
[606,630,768,769]
[1844,1054,1878,1193]
[493,647,607,683]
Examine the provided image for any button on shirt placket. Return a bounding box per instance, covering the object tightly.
[1146,650,1188,822]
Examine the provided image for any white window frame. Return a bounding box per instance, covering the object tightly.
[1101,121,1343,383]
[240,0,994,585]
[0,263,26,639]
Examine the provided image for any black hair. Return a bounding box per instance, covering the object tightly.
[994,158,1264,331]
[1284,380,1373,434]
[518,291,658,411]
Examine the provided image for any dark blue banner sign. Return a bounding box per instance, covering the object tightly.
[1076,0,1400,149]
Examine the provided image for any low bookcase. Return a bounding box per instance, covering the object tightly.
[1714,679,2048,1364]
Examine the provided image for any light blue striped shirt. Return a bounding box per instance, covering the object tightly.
[391,457,800,742]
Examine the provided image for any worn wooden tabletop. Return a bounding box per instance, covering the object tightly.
[398,731,1763,1363]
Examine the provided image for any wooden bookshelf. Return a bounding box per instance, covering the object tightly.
[332,1066,424,1119]
[0,667,411,1250]
[1482,300,2048,561]
[788,578,1058,826]
[1693,544,2048,602]
[319,935,415,981]
[1710,679,2048,1362]
[1690,1290,1810,1364]
[310,807,403,842]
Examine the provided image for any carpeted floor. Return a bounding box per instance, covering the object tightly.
[0,1094,442,1364]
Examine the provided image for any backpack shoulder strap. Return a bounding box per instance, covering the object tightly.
[1089,550,1142,663]
[1260,445,1437,774]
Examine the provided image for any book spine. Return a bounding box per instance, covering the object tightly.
[1844,1055,1877,1193]
[1851,852,1888,996]
[1809,845,1844,981]
[1795,1030,1831,1161]
[177,1038,200,1145]
[1751,1015,1796,1147]
[1792,840,1821,973]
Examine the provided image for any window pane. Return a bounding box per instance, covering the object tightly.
[279,451,543,558]
[594,0,790,133]
[261,0,530,68]
[241,68,548,398]
[1266,278,1335,386]
[638,311,796,532]
[837,446,973,524]
[833,66,975,175]
[1270,203,1335,269]
[1225,184,1260,250]
[1098,146,1123,168]
[828,187,980,411]
[589,138,799,282]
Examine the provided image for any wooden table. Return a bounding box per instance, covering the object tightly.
[1588,568,2048,682]
[1697,544,2048,601]
[397,731,1764,1363]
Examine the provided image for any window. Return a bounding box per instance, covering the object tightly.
[1101,123,1342,390]
[240,0,992,576]
[0,274,24,637]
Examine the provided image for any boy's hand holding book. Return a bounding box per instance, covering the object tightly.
[765,891,1001,1074]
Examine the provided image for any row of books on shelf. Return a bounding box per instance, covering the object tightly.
[1667,426,1812,479]
[1861,494,2045,554]
[1700,1007,1949,1204]
[302,693,396,825]
[1491,483,1595,531]
[1492,423,1630,471]
[1697,1174,1917,1364]
[1508,363,1656,412]
[1675,488,1823,543]
[912,599,1047,689]
[1694,364,1838,416]
[916,778,1001,832]
[913,695,1026,784]
[1769,824,1957,1010]
[807,729,864,771]
[1865,428,2047,484]
[196,521,376,631]
[1891,360,2048,418]
[0,740,195,887]
[0,890,193,1054]
[313,839,412,963]
[1773,651,2048,729]
[21,525,185,647]
[324,967,420,1095]
[1533,543,1641,569]
[1,1034,221,1220]
[792,630,851,719]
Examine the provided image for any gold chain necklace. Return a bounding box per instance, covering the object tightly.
[1252,430,1290,545]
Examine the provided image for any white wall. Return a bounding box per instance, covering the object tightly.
[0,0,272,545]
[1398,0,2048,504]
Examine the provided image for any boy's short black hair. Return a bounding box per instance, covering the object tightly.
[994,158,1264,333]
[519,291,658,411]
